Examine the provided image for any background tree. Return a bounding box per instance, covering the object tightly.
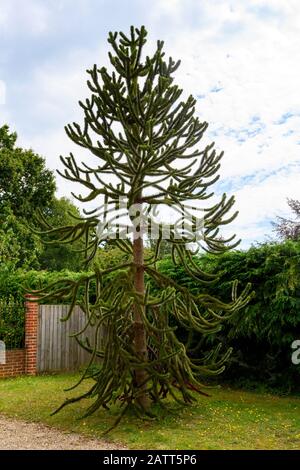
[0,125,56,218]
[147,236,172,259]
[273,198,300,241]
[0,125,83,271]
[34,26,253,425]
[0,207,42,269]
[0,124,17,150]
[0,125,56,268]
[0,215,21,271]
[38,197,84,271]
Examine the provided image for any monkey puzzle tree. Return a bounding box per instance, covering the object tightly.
[34,26,253,423]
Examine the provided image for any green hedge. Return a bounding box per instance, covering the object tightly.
[0,296,25,349]
[157,241,300,393]
[0,269,96,349]
[0,269,93,304]
[1,241,299,391]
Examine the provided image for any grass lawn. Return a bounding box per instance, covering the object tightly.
[0,373,299,449]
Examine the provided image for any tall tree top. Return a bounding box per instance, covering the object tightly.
[0,124,56,218]
[58,25,238,255]
[0,125,17,151]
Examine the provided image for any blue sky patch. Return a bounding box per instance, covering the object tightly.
[275,111,295,125]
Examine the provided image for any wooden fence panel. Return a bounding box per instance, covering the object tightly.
[37,305,102,372]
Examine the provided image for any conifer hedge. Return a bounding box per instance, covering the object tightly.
[1,241,299,390]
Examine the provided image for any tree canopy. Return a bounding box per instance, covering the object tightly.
[38,197,84,271]
[0,125,83,270]
[0,125,56,218]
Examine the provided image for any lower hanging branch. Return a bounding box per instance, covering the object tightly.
[49,299,234,433]
[34,266,252,433]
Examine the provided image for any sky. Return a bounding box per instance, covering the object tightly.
[1,0,300,248]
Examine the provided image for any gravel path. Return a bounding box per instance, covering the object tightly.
[0,416,126,450]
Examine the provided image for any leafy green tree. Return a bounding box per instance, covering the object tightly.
[0,126,86,271]
[0,217,21,270]
[34,26,253,425]
[0,125,56,269]
[0,208,42,270]
[38,197,84,271]
[0,125,56,219]
[0,124,17,150]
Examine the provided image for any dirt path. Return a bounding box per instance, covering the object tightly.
[0,416,126,450]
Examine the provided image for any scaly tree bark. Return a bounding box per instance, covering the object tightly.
[34,26,253,426]
[132,201,149,409]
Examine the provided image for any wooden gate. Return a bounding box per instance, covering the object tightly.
[37,305,101,372]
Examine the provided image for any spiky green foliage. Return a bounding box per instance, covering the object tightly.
[33,26,253,426]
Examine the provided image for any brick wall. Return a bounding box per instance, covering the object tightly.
[0,349,25,378]
[24,295,39,375]
[0,295,39,378]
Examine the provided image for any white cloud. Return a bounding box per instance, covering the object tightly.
[144,0,300,245]
[220,164,300,246]
[0,0,50,35]
[2,0,300,246]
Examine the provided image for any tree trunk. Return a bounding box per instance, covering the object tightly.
[132,200,149,409]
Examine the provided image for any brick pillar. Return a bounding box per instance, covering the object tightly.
[25,294,39,375]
